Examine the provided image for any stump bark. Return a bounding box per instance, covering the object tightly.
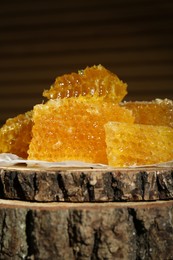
[0,166,173,202]
[0,199,173,260]
[0,166,173,259]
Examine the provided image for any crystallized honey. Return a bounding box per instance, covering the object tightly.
[121,99,173,128]
[105,122,173,167]
[43,64,127,103]
[28,96,134,164]
[0,111,33,158]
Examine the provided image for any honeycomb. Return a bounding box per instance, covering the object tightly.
[0,111,33,158]
[43,64,127,103]
[121,99,173,128]
[28,96,134,164]
[1,64,172,167]
[104,122,173,167]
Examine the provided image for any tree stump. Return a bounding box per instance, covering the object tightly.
[0,165,173,202]
[0,165,173,259]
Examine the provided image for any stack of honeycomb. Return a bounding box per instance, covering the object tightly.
[0,64,172,166]
[28,65,132,164]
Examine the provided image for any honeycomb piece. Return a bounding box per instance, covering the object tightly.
[121,99,173,127]
[104,122,173,167]
[43,64,127,103]
[28,96,134,164]
[0,111,33,158]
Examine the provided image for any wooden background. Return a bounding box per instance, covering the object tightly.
[0,0,173,126]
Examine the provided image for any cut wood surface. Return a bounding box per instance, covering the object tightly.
[0,166,173,202]
[0,199,173,259]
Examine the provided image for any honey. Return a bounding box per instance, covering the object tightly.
[0,64,172,167]
[43,64,127,103]
[121,99,173,128]
[105,122,173,167]
[0,111,33,158]
[28,96,134,164]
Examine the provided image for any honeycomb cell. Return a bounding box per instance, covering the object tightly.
[43,64,127,103]
[121,99,173,127]
[28,96,134,164]
[104,122,173,167]
[0,111,33,158]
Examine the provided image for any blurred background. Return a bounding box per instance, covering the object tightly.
[0,0,173,126]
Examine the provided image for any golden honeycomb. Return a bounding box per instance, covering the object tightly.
[121,99,173,128]
[1,64,172,167]
[28,96,134,164]
[0,111,33,158]
[104,122,173,167]
[43,64,127,103]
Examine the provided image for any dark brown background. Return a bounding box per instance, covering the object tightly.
[0,0,173,126]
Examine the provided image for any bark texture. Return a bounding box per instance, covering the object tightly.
[0,166,173,202]
[0,200,173,260]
